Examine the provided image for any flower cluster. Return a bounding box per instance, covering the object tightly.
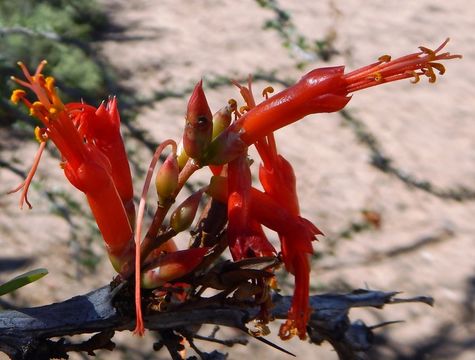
[9,39,460,340]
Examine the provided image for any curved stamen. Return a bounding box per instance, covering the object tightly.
[7,129,48,209]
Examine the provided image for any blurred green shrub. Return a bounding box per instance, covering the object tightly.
[0,0,110,127]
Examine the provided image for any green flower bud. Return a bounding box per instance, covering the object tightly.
[176,141,189,170]
[206,175,228,203]
[155,153,179,204]
[212,103,233,139]
[170,190,203,233]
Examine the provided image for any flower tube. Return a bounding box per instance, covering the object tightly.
[205,39,461,164]
[10,61,133,270]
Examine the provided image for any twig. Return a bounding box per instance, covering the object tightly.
[0,286,432,359]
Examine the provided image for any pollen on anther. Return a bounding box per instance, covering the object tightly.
[430,62,446,75]
[239,105,250,114]
[405,71,420,84]
[11,89,26,104]
[262,86,274,99]
[378,54,391,63]
[228,98,237,111]
[419,46,436,58]
[373,72,383,82]
[423,65,437,83]
[34,126,48,143]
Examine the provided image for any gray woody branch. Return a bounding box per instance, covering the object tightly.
[0,285,433,360]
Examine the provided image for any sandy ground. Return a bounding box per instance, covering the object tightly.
[1,0,474,359]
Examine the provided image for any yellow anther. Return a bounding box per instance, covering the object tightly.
[45,76,56,93]
[419,46,436,59]
[423,64,437,83]
[373,72,383,82]
[429,62,446,75]
[10,89,26,104]
[378,54,391,63]
[405,70,420,84]
[49,107,58,115]
[29,101,47,117]
[239,105,250,114]
[228,98,237,111]
[262,86,274,99]
[34,126,48,143]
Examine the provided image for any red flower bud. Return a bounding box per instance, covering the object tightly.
[183,80,213,161]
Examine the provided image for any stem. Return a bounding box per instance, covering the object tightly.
[133,139,176,335]
[140,160,200,261]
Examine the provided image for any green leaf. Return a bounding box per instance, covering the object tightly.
[0,268,48,296]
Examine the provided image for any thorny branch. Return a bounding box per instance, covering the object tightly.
[0,285,432,360]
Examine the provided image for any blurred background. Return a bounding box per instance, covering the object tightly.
[0,0,474,359]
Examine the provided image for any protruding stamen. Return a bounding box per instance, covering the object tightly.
[405,70,420,84]
[345,39,461,93]
[34,126,49,143]
[418,45,436,58]
[423,64,437,83]
[262,86,274,100]
[430,62,446,75]
[7,141,47,209]
[228,98,237,111]
[378,54,391,62]
[240,105,250,114]
[10,89,26,104]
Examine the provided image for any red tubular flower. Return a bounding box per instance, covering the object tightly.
[205,39,461,157]
[227,154,276,260]
[10,61,133,269]
[254,135,321,339]
[69,98,135,222]
[249,187,320,339]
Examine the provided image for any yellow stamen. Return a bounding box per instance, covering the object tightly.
[228,98,237,111]
[33,127,48,143]
[430,62,446,75]
[419,45,436,58]
[405,70,420,84]
[378,54,391,62]
[262,86,274,100]
[45,76,55,93]
[373,72,383,82]
[239,105,250,114]
[10,89,26,104]
[29,101,48,118]
[423,64,437,83]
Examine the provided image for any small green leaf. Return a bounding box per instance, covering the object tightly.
[0,268,48,296]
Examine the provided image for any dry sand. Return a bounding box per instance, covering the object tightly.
[1,0,474,359]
